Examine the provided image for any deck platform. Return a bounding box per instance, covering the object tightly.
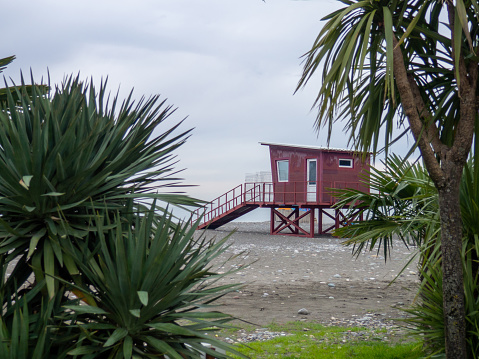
[192,181,363,237]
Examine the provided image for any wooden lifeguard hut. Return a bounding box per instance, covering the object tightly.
[192,142,370,237]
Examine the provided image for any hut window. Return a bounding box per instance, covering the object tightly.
[277,160,289,182]
[339,158,353,168]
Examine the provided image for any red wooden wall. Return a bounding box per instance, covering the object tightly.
[262,143,370,205]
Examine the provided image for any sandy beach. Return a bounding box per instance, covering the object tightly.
[198,222,419,328]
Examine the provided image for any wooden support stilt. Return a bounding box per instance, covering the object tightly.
[335,209,340,230]
[292,207,299,235]
[317,208,362,235]
[337,209,361,227]
[318,208,323,235]
[270,207,363,237]
[270,207,313,237]
[319,208,336,234]
[270,207,275,235]
[310,208,315,238]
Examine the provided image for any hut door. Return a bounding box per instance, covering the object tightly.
[307,159,317,202]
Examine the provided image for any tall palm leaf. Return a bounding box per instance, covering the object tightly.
[0,56,15,74]
[297,0,460,154]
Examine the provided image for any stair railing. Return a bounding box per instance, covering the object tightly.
[192,184,244,225]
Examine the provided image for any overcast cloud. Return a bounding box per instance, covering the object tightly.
[3,0,411,220]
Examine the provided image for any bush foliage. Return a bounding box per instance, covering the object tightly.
[0,71,246,358]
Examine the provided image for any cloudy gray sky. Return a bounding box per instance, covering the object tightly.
[3,0,408,220]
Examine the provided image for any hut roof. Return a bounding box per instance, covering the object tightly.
[259,142,362,153]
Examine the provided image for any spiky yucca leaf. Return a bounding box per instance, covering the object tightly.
[64,202,247,359]
[0,297,49,359]
[0,278,77,359]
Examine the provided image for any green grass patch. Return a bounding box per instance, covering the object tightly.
[226,322,423,359]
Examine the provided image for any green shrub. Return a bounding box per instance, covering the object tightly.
[62,204,247,358]
[0,76,199,299]
[0,77,244,358]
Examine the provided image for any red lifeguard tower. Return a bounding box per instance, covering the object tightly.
[192,142,370,237]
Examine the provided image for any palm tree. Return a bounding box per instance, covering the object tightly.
[334,153,479,356]
[297,1,479,356]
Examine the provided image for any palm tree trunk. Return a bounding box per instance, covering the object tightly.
[391,30,472,358]
[437,173,467,359]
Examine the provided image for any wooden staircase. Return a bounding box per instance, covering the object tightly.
[192,183,272,230]
[199,204,258,229]
[192,180,365,232]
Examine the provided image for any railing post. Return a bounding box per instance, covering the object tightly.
[294,181,297,204]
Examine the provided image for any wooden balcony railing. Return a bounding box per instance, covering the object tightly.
[191,180,367,227]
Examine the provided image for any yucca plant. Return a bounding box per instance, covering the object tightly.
[0,74,245,358]
[62,202,247,359]
[0,75,201,299]
[463,237,479,358]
